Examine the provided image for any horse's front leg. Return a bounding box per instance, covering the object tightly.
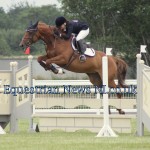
[37,55,59,74]
[46,55,67,66]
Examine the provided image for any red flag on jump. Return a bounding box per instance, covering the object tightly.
[24,47,30,55]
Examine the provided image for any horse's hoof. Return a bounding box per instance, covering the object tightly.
[58,68,65,74]
[119,110,125,115]
[53,70,59,74]
[117,109,125,115]
[119,111,125,115]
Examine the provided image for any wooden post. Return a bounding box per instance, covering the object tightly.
[136,53,145,136]
[10,62,18,133]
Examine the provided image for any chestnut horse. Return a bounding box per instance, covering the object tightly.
[19,21,128,114]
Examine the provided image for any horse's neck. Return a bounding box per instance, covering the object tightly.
[46,38,73,61]
[38,24,53,44]
[38,24,73,57]
[56,39,73,53]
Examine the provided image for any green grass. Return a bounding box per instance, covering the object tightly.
[0,119,150,150]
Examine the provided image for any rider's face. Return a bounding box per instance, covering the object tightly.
[60,23,66,31]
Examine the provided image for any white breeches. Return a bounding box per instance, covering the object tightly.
[76,28,89,41]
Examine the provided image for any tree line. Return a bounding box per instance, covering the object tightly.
[0,0,150,77]
[60,0,150,68]
[0,3,61,56]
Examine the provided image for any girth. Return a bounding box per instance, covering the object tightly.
[63,51,79,69]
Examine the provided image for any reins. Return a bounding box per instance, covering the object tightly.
[26,23,78,69]
[24,28,39,44]
[47,26,79,69]
[37,25,56,49]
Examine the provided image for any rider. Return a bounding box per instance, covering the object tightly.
[55,16,89,62]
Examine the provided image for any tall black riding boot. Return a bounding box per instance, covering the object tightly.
[77,40,86,62]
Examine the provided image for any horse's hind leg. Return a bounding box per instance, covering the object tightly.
[87,73,112,114]
[87,73,102,86]
[109,80,125,114]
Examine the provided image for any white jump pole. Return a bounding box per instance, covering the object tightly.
[97,48,118,137]
[140,45,147,53]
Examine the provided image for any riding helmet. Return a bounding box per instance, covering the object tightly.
[55,16,66,27]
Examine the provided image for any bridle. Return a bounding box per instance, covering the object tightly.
[23,28,39,46]
[23,25,57,48]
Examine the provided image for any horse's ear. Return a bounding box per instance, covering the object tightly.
[33,21,39,28]
[30,21,33,26]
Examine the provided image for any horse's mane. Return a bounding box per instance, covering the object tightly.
[38,21,56,30]
[38,21,47,26]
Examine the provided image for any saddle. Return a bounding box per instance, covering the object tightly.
[71,36,95,57]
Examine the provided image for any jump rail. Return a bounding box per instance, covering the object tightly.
[0,51,139,134]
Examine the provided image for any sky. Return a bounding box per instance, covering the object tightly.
[0,0,60,12]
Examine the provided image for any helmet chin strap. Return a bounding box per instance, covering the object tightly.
[63,23,67,31]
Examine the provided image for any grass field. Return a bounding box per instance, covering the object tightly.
[0,119,150,150]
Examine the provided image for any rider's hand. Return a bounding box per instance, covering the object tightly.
[54,30,61,38]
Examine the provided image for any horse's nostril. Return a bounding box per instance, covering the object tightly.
[19,44,24,47]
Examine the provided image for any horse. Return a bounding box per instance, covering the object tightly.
[19,21,128,114]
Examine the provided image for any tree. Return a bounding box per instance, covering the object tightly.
[0,30,11,56]
[0,3,62,56]
[60,0,150,77]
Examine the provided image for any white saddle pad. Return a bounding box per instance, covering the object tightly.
[71,37,95,57]
[84,48,95,56]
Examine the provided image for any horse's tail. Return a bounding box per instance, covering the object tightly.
[113,57,128,87]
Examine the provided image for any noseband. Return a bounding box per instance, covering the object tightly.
[24,28,39,46]
[24,25,57,48]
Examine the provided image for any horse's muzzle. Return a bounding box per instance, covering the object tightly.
[19,43,24,47]
[19,40,25,47]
